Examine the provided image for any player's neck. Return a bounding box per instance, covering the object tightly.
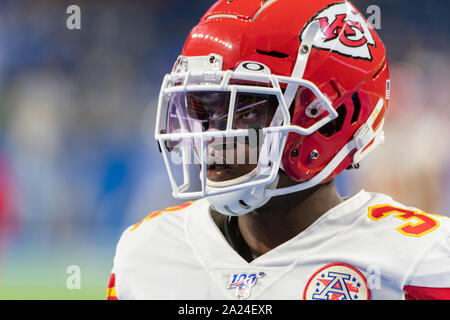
[237,179,343,262]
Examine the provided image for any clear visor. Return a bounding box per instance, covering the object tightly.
[163,91,279,185]
[166,91,278,135]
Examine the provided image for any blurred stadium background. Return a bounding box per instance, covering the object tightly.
[0,0,448,299]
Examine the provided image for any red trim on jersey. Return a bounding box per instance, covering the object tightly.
[404,285,450,300]
[107,273,118,300]
[131,201,194,231]
[108,273,115,288]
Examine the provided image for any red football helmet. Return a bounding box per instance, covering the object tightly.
[155,0,390,216]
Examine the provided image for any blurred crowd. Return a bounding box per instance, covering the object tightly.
[0,0,448,263]
[0,0,213,246]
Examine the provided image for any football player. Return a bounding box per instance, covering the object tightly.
[108,0,450,300]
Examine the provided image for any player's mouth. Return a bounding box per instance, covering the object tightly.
[205,142,235,181]
[205,140,258,182]
[206,162,236,181]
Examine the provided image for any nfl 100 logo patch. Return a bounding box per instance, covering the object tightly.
[227,272,265,300]
[303,263,370,300]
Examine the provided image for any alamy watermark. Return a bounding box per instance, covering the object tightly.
[366,264,381,290]
[66,265,81,290]
[366,5,381,30]
[66,5,81,30]
[64,4,381,31]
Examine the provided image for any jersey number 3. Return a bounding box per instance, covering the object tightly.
[368,205,440,237]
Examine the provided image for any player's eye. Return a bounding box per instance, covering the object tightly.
[233,94,269,129]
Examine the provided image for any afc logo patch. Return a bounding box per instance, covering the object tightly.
[303,263,370,300]
[300,2,376,60]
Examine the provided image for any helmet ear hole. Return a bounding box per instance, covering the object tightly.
[318,104,346,137]
[351,93,361,124]
[256,49,290,59]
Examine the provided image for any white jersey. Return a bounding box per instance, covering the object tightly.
[107,190,450,300]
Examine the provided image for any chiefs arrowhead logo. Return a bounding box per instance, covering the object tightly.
[301,2,376,60]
